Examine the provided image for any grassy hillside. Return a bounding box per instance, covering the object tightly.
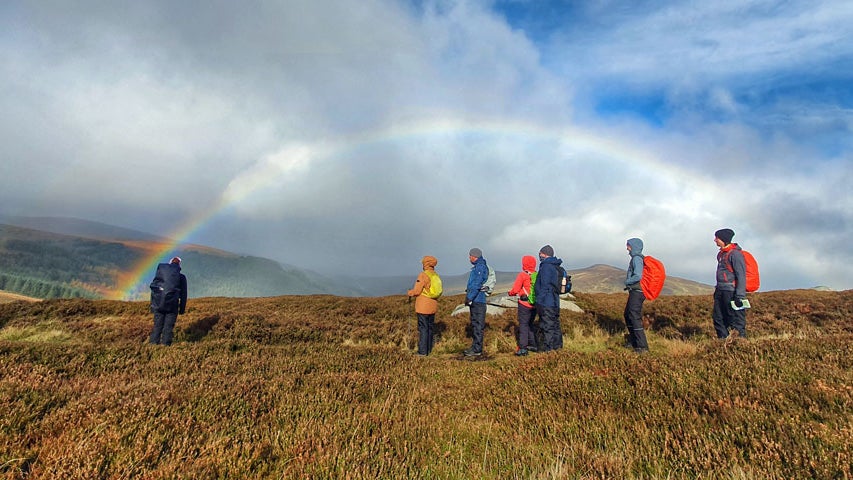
[1,290,850,478]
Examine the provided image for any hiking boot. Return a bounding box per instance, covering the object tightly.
[515,348,529,356]
[526,345,538,353]
[725,330,740,345]
[634,347,649,354]
[463,348,482,357]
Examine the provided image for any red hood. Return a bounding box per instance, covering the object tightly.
[522,255,537,272]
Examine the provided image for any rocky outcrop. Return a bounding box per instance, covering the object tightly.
[450,294,583,317]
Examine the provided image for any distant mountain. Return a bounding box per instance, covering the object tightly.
[350,264,713,297]
[0,215,165,242]
[0,223,362,299]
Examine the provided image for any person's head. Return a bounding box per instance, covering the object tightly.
[421,255,437,270]
[522,255,537,272]
[626,238,643,255]
[539,245,554,260]
[714,228,735,247]
[169,256,182,265]
[469,247,482,263]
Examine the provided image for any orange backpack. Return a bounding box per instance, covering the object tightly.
[640,255,666,300]
[726,249,760,292]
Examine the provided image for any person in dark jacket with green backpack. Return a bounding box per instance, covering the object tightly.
[533,245,563,352]
[624,238,649,353]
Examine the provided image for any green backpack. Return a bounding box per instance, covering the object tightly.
[526,271,538,305]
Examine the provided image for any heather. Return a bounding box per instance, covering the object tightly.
[2,290,851,479]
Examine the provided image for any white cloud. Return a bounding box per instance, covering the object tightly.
[0,0,850,290]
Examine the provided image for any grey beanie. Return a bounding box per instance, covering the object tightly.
[539,245,554,257]
[469,247,482,258]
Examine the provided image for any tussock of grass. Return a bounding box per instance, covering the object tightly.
[0,324,72,343]
[0,290,851,478]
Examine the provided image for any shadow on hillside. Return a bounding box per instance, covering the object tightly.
[647,314,705,339]
[434,321,447,343]
[184,315,220,342]
[594,314,625,334]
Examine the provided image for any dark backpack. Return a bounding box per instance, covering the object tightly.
[150,263,182,313]
[556,265,572,294]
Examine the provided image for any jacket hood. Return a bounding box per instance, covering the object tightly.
[627,238,644,256]
[541,256,562,266]
[421,255,437,269]
[521,255,537,272]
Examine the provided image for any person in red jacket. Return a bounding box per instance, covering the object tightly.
[507,255,538,356]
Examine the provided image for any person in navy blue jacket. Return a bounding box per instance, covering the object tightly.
[463,247,489,357]
[533,245,563,351]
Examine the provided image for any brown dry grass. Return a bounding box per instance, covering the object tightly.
[1,290,851,479]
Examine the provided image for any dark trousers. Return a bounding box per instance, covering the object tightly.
[713,288,746,338]
[417,313,435,355]
[150,312,177,345]
[517,305,537,349]
[468,302,487,353]
[624,289,649,350]
[537,305,562,351]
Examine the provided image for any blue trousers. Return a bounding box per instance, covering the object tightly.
[150,312,177,345]
[517,305,537,349]
[537,305,562,351]
[624,289,649,349]
[468,302,487,353]
[417,313,435,355]
[713,288,746,338]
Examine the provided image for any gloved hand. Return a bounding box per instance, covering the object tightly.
[733,298,744,308]
[464,298,472,307]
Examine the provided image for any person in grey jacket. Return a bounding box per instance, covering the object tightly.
[624,238,649,353]
[713,228,747,341]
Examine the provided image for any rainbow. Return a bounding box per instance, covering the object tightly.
[112,115,719,300]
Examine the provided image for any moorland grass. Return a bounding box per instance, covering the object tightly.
[1,290,851,479]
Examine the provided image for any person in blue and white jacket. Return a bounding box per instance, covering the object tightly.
[463,248,489,357]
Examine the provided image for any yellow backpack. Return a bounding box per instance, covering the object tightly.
[423,270,443,299]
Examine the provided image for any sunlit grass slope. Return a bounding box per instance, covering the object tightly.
[1,290,851,479]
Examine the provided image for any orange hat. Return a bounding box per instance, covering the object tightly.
[421,256,437,268]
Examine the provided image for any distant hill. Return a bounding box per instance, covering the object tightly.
[0,215,165,242]
[0,217,713,300]
[350,264,713,296]
[0,223,362,299]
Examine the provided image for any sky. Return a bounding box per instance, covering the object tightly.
[1,0,851,291]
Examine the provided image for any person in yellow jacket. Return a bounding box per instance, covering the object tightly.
[407,255,441,356]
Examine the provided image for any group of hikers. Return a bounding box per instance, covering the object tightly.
[146,229,753,354]
[405,228,753,357]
